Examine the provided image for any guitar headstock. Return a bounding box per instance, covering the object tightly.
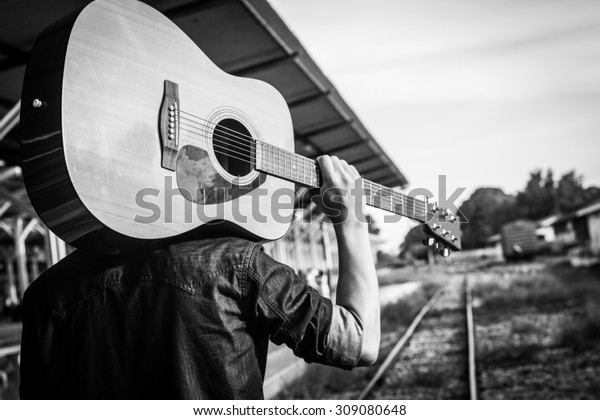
[422,202,462,256]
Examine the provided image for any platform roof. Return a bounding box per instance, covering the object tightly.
[0,0,408,223]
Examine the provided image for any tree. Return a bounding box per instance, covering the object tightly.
[515,170,555,220]
[457,187,516,249]
[556,171,587,212]
[400,224,428,259]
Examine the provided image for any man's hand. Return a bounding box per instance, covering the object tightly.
[313,155,366,228]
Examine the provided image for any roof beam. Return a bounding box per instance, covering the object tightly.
[320,139,364,156]
[230,51,299,76]
[162,0,226,20]
[0,202,11,218]
[0,185,34,217]
[0,100,20,141]
[287,89,330,109]
[361,166,391,181]
[0,41,28,72]
[342,154,379,167]
[0,167,21,184]
[296,119,348,139]
[0,96,14,109]
[371,174,401,187]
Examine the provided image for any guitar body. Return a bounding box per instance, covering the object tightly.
[21,0,295,253]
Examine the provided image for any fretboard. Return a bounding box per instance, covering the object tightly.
[255,141,428,223]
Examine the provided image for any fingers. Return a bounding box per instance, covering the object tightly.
[317,155,335,184]
[317,155,360,185]
[330,155,344,173]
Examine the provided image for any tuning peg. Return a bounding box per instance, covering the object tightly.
[450,215,457,222]
[442,229,449,236]
[439,248,451,257]
[451,235,457,242]
[435,242,442,250]
[423,237,435,246]
[431,202,438,212]
[432,223,440,230]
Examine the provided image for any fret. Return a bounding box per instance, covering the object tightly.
[374,184,382,209]
[255,141,427,223]
[394,191,403,215]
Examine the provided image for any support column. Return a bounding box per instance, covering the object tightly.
[15,218,37,298]
[293,223,305,273]
[308,222,320,269]
[5,255,17,305]
[46,229,66,266]
[275,238,286,265]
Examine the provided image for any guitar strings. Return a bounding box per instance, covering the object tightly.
[178,115,321,177]
[178,111,429,215]
[181,122,428,220]
[181,127,429,217]
[175,110,429,215]
[178,116,320,177]
[179,112,429,215]
[179,131,428,217]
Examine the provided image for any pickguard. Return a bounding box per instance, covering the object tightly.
[175,145,265,204]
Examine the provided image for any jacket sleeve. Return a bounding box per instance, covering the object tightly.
[246,245,363,370]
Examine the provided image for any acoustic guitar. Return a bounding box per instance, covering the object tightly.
[20,0,461,254]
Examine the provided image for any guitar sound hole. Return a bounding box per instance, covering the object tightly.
[213,118,254,177]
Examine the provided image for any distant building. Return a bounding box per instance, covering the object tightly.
[572,201,600,252]
[534,200,600,253]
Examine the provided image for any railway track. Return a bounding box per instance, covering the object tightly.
[358,275,477,400]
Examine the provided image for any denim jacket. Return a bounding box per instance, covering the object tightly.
[20,237,363,399]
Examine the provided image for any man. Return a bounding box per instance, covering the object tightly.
[19,155,380,399]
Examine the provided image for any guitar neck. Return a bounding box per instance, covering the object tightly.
[255,141,428,223]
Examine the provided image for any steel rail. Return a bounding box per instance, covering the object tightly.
[358,277,479,400]
[357,283,447,400]
[465,275,477,400]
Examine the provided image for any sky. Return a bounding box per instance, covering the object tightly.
[269,0,600,250]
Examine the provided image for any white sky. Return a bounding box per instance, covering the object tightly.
[269,0,600,251]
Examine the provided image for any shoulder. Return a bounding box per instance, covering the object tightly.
[22,249,97,314]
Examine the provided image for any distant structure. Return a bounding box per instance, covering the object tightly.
[546,200,600,253]
[451,199,600,263]
[500,220,540,261]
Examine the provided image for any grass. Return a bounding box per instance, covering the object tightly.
[558,298,600,351]
[380,287,430,334]
[276,363,368,399]
[476,260,600,365]
[478,342,544,365]
[389,364,451,389]
[475,262,600,313]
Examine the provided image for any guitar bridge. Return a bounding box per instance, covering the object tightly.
[159,80,180,171]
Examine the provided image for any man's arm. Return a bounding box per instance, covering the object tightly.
[315,155,380,366]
